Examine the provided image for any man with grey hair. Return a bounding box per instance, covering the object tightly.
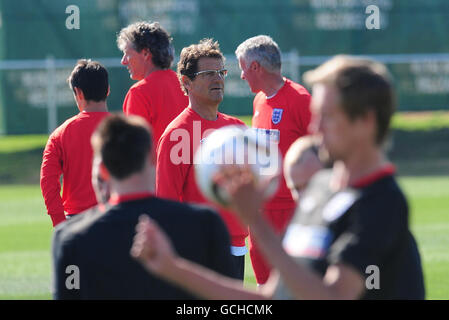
[117,21,188,144]
[235,35,312,285]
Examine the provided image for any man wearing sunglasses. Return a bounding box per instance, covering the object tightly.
[155,39,248,280]
[235,35,312,286]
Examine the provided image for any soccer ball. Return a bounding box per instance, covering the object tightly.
[194,125,281,207]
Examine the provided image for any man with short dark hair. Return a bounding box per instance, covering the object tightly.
[117,21,188,144]
[52,114,238,299]
[156,39,248,280]
[40,59,110,227]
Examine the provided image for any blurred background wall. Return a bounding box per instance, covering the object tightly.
[0,0,448,134]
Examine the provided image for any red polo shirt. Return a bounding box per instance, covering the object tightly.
[252,78,312,210]
[156,107,249,247]
[123,69,188,145]
[40,111,109,226]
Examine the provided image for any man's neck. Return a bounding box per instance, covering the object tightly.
[261,74,285,98]
[190,102,219,121]
[331,146,388,190]
[110,172,155,197]
[82,101,108,113]
[143,65,163,79]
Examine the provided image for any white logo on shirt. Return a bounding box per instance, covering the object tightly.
[283,224,333,258]
[322,191,357,222]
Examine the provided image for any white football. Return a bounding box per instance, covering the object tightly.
[194,125,281,207]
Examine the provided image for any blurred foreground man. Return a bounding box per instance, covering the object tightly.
[132,55,425,300]
[52,115,238,299]
[267,55,425,299]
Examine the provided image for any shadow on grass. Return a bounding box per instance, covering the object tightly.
[0,148,43,184]
[388,128,449,176]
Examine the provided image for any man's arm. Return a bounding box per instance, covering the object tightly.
[40,134,66,227]
[218,165,365,300]
[249,216,365,300]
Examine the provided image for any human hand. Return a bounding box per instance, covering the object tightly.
[213,165,272,225]
[130,215,177,277]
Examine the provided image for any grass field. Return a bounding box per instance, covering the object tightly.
[0,178,448,299]
[0,185,52,299]
[2,112,449,184]
[0,184,257,299]
[0,111,448,299]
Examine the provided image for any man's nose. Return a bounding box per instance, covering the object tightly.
[121,55,128,65]
[212,72,225,81]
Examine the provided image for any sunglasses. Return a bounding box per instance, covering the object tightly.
[193,69,228,78]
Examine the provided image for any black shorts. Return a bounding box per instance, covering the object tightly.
[231,255,245,281]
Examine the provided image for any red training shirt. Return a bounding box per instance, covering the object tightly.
[252,78,312,210]
[156,107,249,247]
[40,111,109,226]
[122,69,188,145]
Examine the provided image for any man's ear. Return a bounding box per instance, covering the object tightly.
[250,60,261,72]
[356,109,377,142]
[99,162,111,182]
[107,86,111,97]
[360,109,376,126]
[73,87,84,100]
[143,48,153,62]
[182,75,192,92]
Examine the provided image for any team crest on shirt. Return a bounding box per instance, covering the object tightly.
[271,108,283,124]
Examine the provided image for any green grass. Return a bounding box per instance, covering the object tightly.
[238,115,252,127]
[399,177,449,299]
[0,178,448,299]
[0,135,48,153]
[0,112,448,299]
[235,111,449,130]
[392,111,449,131]
[0,134,48,184]
[0,185,53,300]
